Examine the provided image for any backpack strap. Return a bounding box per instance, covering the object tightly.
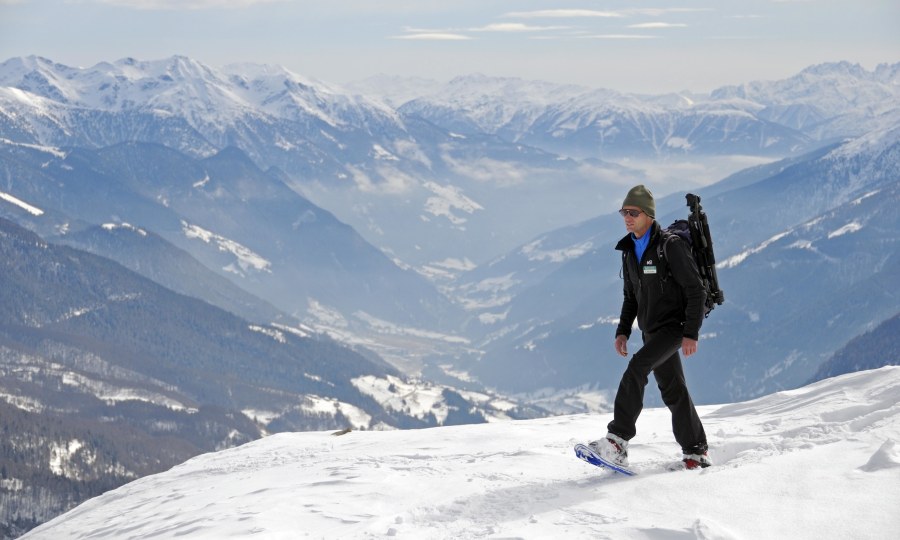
[656,220,692,283]
[655,231,676,283]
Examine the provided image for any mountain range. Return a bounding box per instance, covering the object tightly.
[377,61,899,158]
[7,57,897,279]
[1,54,896,387]
[0,55,638,272]
[2,54,897,397]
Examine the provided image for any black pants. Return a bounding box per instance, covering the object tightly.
[607,327,707,453]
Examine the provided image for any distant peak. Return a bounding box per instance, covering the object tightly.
[799,61,867,78]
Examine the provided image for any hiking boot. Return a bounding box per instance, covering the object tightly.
[683,452,712,469]
[589,433,629,467]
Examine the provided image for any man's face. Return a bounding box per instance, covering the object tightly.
[621,205,653,238]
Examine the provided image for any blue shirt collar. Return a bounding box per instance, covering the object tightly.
[632,229,651,262]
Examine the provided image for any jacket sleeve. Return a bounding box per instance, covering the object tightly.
[667,239,707,340]
[616,253,638,338]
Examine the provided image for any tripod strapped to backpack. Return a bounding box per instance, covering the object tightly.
[684,193,725,314]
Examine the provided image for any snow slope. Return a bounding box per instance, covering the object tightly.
[24,367,900,539]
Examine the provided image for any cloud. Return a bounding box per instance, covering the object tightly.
[345,165,417,195]
[391,22,570,41]
[387,6,707,43]
[87,0,284,9]
[626,8,712,17]
[505,7,711,19]
[441,154,526,187]
[391,32,473,41]
[470,23,569,33]
[504,9,624,19]
[627,23,688,29]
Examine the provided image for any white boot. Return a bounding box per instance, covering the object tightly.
[588,433,629,467]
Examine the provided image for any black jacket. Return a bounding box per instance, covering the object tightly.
[615,221,706,341]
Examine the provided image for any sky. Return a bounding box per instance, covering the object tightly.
[1,0,899,94]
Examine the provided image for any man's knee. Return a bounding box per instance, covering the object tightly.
[658,378,686,406]
[624,361,652,387]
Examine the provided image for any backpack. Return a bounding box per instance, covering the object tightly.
[655,194,725,318]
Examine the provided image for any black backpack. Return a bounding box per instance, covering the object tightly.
[655,194,725,318]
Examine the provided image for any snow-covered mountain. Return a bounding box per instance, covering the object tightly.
[389,62,899,159]
[0,56,639,271]
[712,61,900,138]
[9,58,894,276]
[22,367,900,539]
[4,57,895,279]
[0,55,402,152]
[401,79,810,158]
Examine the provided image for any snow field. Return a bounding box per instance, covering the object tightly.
[23,367,900,539]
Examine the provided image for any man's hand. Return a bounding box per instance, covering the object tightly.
[615,335,628,357]
[682,337,698,357]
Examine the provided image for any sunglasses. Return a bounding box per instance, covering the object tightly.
[618,209,644,218]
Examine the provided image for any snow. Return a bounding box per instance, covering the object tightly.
[48,440,84,477]
[0,136,67,158]
[270,322,314,339]
[353,375,451,424]
[60,370,192,411]
[181,220,271,274]
[665,136,693,150]
[718,230,790,269]
[0,478,24,492]
[0,391,45,413]
[248,324,287,344]
[520,238,594,263]
[422,181,483,226]
[24,367,900,539]
[428,257,477,272]
[0,189,44,216]
[101,222,147,236]
[371,144,399,161]
[828,221,863,239]
[352,311,469,345]
[456,272,520,311]
[192,174,210,188]
[300,396,372,429]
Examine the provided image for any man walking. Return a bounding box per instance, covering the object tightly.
[591,185,711,469]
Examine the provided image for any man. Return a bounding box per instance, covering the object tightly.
[591,184,711,469]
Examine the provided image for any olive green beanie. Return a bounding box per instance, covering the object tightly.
[622,184,655,218]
